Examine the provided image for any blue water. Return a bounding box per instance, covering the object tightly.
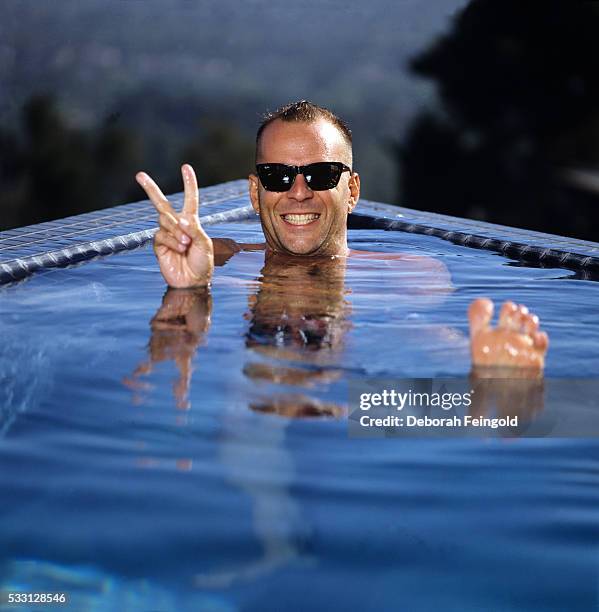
[1,221,598,611]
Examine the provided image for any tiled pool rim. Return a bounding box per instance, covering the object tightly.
[2,178,599,285]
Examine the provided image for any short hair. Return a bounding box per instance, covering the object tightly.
[255,100,352,161]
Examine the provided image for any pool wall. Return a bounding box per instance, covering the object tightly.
[2,178,599,285]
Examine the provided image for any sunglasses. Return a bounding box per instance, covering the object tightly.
[256,162,351,192]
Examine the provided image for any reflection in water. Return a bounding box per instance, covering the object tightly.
[125,249,550,584]
[199,254,351,584]
[123,288,212,411]
[244,252,350,413]
[469,368,545,430]
[197,412,312,589]
[125,252,356,586]
[122,288,212,472]
[250,395,345,418]
[126,248,549,423]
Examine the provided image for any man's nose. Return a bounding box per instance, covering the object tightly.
[288,172,313,200]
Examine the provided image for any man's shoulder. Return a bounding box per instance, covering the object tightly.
[212,238,265,254]
[349,248,445,270]
[348,248,453,299]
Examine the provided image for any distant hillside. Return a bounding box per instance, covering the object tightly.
[1,0,467,202]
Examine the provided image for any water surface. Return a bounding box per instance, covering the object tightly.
[1,221,598,611]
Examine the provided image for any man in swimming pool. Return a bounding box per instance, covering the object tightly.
[135,100,548,373]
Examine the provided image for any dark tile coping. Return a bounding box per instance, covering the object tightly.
[2,179,599,284]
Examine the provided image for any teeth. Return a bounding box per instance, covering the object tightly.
[281,213,320,225]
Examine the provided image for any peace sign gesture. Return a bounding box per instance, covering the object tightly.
[136,164,214,288]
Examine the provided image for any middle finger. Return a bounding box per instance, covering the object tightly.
[182,164,200,216]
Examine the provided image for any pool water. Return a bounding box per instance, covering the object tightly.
[1,220,598,611]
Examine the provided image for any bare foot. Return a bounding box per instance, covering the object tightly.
[468,298,549,372]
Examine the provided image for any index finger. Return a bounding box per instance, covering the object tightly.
[182,164,199,216]
[136,171,176,217]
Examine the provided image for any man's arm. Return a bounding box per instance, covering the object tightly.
[352,251,549,374]
[135,164,215,288]
[136,164,263,283]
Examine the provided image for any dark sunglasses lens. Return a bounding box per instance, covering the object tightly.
[305,163,342,190]
[258,165,295,191]
[257,163,347,191]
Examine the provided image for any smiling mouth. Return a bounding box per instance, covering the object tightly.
[280,213,321,226]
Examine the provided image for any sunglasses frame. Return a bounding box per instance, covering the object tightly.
[255,162,352,192]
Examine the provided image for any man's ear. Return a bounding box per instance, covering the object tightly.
[248,174,260,215]
[348,172,360,213]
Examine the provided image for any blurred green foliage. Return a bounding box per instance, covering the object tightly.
[3,1,599,240]
[397,0,599,241]
[1,95,254,230]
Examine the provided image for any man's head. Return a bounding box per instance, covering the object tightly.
[249,100,360,257]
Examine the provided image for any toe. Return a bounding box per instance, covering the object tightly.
[498,301,518,329]
[468,297,494,336]
[523,312,540,336]
[514,304,530,333]
[533,330,549,352]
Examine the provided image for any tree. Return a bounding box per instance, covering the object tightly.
[396,0,599,240]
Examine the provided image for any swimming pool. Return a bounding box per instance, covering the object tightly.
[1,185,598,611]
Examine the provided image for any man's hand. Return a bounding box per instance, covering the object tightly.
[469,298,549,372]
[136,164,214,288]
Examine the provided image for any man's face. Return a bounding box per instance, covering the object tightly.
[249,119,360,257]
